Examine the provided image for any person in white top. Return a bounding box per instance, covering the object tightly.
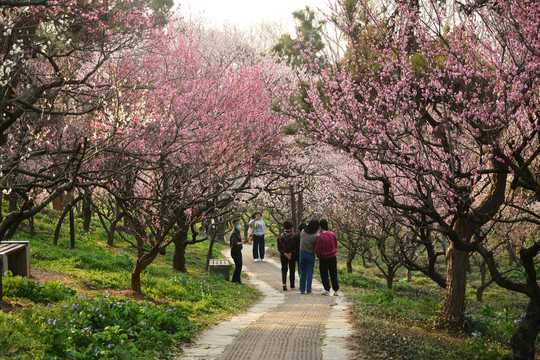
[248,211,266,262]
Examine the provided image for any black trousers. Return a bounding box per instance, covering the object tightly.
[280,255,296,287]
[319,256,339,291]
[231,248,243,283]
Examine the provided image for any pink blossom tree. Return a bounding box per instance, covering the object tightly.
[291,0,539,356]
[0,0,157,239]
[92,19,285,291]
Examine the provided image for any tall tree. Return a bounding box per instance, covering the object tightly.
[272,6,326,68]
[93,19,285,291]
[291,0,539,355]
[0,0,155,239]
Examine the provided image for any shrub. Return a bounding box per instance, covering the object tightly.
[467,304,522,346]
[396,279,416,291]
[361,288,395,304]
[338,271,381,288]
[74,251,135,272]
[34,296,197,359]
[465,338,512,360]
[0,313,41,358]
[3,276,76,303]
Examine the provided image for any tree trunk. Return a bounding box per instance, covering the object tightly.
[205,233,217,272]
[386,265,396,289]
[438,243,469,329]
[290,186,298,230]
[131,261,144,293]
[53,196,82,246]
[131,247,161,292]
[69,205,75,249]
[215,219,227,244]
[479,260,486,286]
[136,237,145,259]
[476,287,484,303]
[297,191,303,228]
[242,217,249,239]
[107,212,124,247]
[511,298,540,360]
[53,205,71,246]
[82,191,92,233]
[173,229,188,273]
[8,193,17,212]
[474,260,488,302]
[173,242,188,273]
[475,280,496,303]
[346,248,355,273]
[108,220,117,247]
[407,268,412,282]
[28,217,35,237]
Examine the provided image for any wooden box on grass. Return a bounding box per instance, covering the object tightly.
[208,259,230,281]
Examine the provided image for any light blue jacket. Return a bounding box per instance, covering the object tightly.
[249,218,266,236]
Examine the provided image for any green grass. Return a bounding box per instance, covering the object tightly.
[1,207,261,359]
[3,208,537,359]
[337,250,534,359]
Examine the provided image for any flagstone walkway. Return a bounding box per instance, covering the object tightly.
[180,244,353,360]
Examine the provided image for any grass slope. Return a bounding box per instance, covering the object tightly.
[0,208,260,359]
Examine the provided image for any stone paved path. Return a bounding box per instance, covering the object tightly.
[180,245,353,360]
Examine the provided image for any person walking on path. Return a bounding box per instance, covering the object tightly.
[230,219,246,284]
[249,211,267,262]
[292,222,306,280]
[315,219,339,296]
[299,219,319,294]
[277,220,297,291]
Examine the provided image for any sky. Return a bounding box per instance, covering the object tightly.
[175,0,330,33]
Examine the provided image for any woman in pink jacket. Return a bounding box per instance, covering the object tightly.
[315,219,339,296]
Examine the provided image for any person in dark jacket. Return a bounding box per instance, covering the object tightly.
[315,219,339,296]
[230,219,246,284]
[277,220,296,291]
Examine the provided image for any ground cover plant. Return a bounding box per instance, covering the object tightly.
[264,227,535,358]
[334,248,538,360]
[0,208,260,359]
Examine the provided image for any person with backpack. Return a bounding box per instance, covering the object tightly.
[315,219,340,296]
[277,220,297,291]
[299,219,319,294]
[230,219,246,284]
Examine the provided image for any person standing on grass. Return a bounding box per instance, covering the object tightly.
[315,219,339,296]
[299,219,319,294]
[277,220,297,291]
[249,211,266,262]
[230,219,246,284]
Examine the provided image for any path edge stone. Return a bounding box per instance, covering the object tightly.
[179,248,285,360]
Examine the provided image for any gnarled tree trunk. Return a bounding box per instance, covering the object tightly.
[438,165,507,329]
[346,247,355,273]
[385,264,400,289]
[438,243,469,328]
[82,190,92,233]
[173,228,189,273]
[511,298,540,360]
[290,185,298,230]
[131,246,161,292]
